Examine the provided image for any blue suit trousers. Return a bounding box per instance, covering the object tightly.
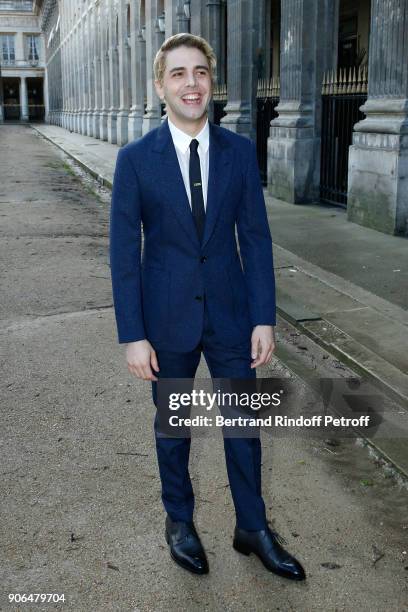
[151,300,268,531]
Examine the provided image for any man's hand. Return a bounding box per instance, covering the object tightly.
[126,340,160,381]
[250,325,276,368]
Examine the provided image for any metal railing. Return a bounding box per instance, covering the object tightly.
[256,77,280,185]
[212,78,281,185]
[320,65,368,207]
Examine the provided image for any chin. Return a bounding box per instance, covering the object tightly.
[177,109,206,122]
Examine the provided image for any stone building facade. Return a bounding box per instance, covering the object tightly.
[25,2,408,235]
[0,0,46,122]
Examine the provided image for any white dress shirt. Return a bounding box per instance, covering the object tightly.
[167,116,210,210]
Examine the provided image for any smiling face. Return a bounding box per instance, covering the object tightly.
[154,45,212,135]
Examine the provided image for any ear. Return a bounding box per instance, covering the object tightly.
[154,79,164,101]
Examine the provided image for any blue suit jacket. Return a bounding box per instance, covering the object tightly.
[109,117,276,351]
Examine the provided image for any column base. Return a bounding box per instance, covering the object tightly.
[128,110,143,141]
[267,126,320,203]
[116,110,129,146]
[92,111,101,140]
[107,110,118,144]
[80,112,87,134]
[220,110,253,140]
[99,111,109,141]
[347,132,408,236]
[86,111,94,137]
[142,110,161,135]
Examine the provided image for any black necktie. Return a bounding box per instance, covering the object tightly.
[189,138,205,243]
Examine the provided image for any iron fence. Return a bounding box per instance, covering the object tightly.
[320,65,368,207]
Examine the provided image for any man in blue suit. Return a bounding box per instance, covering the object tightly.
[110,33,305,580]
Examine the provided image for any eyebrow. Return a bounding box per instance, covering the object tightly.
[169,65,209,74]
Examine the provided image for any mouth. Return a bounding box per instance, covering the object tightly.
[181,94,203,106]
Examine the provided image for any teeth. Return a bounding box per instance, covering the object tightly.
[183,95,200,101]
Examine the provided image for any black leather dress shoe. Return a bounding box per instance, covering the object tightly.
[233,526,306,581]
[165,516,209,575]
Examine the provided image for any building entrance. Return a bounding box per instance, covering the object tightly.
[27,77,44,120]
[2,78,20,120]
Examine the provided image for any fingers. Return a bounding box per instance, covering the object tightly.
[251,340,276,368]
[127,361,158,381]
[251,337,260,361]
[150,350,160,374]
[127,347,159,381]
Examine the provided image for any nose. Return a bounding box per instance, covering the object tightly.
[186,71,197,88]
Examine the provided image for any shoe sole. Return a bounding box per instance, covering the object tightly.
[233,541,306,581]
[165,530,209,575]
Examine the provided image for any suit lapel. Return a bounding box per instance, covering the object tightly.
[202,122,232,249]
[152,117,233,250]
[152,118,199,246]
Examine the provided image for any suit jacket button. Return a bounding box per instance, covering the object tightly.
[200,256,207,263]
[195,295,203,301]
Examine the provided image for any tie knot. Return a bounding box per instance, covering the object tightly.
[190,138,199,153]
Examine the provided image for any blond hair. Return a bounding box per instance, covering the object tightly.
[153,33,217,86]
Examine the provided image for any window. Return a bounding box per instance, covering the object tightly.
[1,34,15,63]
[26,34,39,60]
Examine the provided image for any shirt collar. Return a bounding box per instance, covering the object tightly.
[168,116,210,155]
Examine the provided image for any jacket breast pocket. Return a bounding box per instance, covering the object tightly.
[141,266,170,342]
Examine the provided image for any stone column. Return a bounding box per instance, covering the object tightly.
[164,0,178,36]
[267,0,336,203]
[59,1,66,128]
[116,0,130,145]
[86,5,95,136]
[83,9,90,134]
[73,12,80,132]
[176,0,189,32]
[347,0,408,236]
[107,0,120,143]
[20,76,29,122]
[128,0,146,141]
[206,0,222,67]
[43,69,50,122]
[142,1,164,134]
[65,4,71,130]
[79,17,87,134]
[71,2,77,131]
[100,0,110,141]
[92,0,102,139]
[221,0,259,140]
[190,0,202,35]
[64,3,70,129]
[205,0,221,123]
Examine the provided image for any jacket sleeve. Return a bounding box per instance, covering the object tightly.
[109,147,146,344]
[236,139,276,327]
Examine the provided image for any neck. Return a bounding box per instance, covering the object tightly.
[168,112,208,137]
